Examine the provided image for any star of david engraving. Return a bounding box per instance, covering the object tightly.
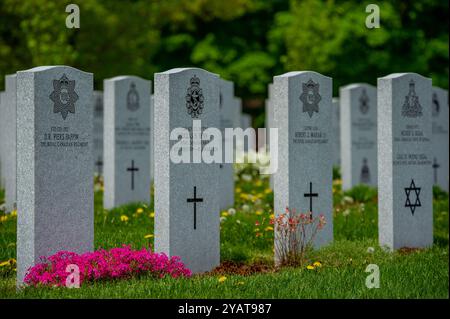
[401,80,422,118]
[127,82,140,111]
[299,79,321,118]
[49,74,78,120]
[359,89,369,114]
[186,75,204,118]
[404,179,421,215]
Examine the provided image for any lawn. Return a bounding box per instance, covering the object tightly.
[0,164,448,298]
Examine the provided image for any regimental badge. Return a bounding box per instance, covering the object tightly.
[401,80,423,118]
[186,75,204,118]
[300,79,321,118]
[359,89,369,114]
[127,82,140,111]
[432,92,440,117]
[49,74,78,120]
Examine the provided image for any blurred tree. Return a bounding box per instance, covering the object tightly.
[0,0,448,104]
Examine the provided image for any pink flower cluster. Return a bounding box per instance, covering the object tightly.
[24,245,191,287]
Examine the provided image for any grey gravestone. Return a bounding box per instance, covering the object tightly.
[332,98,341,167]
[93,91,104,176]
[154,68,220,274]
[3,74,17,211]
[150,94,154,185]
[431,87,448,192]
[340,84,377,190]
[273,71,333,261]
[241,113,255,152]
[378,73,433,250]
[0,91,5,189]
[16,66,94,285]
[219,79,235,210]
[103,76,151,209]
[266,83,275,188]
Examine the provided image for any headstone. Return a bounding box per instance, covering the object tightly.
[431,87,448,192]
[103,76,151,209]
[332,98,341,167]
[93,91,104,176]
[3,75,17,211]
[273,71,333,261]
[0,91,5,189]
[266,83,275,188]
[150,94,154,185]
[241,113,255,152]
[378,73,433,250]
[154,68,220,274]
[219,79,235,210]
[16,66,94,285]
[340,84,377,189]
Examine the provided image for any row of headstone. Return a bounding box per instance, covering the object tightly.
[6,65,447,286]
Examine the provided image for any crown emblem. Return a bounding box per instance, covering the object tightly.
[401,80,422,118]
[186,75,204,118]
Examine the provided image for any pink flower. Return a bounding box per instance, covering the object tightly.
[23,245,191,287]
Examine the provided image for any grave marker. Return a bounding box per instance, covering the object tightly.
[340,83,377,189]
[431,87,448,191]
[93,90,103,176]
[378,73,433,249]
[154,68,220,274]
[103,76,151,209]
[16,66,94,285]
[273,71,333,261]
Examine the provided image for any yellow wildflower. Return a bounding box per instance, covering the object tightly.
[237,281,245,285]
[221,211,229,217]
[313,261,322,268]
[269,214,274,219]
[306,265,315,270]
[265,226,274,232]
[120,215,129,222]
[150,212,155,218]
[218,276,227,283]
[255,210,263,216]
[264,188,272,194]
[144,234,154,239]
[136,208,144,214]
[0,261,10,267]
[11,210,17,217]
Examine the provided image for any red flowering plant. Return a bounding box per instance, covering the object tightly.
[23,245,191,287]
[272,207,326,267]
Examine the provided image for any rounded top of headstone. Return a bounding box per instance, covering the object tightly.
[340,83,376,91]
[18,65,92,76]
[105,75,151,84]
[378,72,431,81]
[274,71,331,81]
[155,67,219,78]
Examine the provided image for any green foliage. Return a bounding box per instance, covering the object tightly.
[1,0,446,102]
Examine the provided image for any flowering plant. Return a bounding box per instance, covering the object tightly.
[24,245,191,287]
[272,208,326,267]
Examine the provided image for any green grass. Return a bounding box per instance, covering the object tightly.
[0,164,448,298]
